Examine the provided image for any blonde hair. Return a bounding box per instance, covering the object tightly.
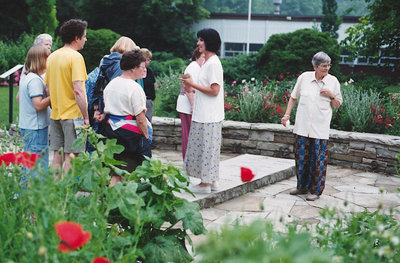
[25,45,50,75]
[110,36,137,54]
[140,48,152,59]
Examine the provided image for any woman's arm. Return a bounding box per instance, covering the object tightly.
[136,110,149,139]
[32,96,51,112]
[180,75,220,97]
[281,97,297,126]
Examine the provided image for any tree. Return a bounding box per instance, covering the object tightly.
[0,0,29,41]
[321,0,342,38]
[257,28,341,79]
[341,0,400,69]
[26,0,58,35]
[67,0,209,58]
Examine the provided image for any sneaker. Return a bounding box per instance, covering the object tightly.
[289,188,308,195]
[211,181,219,191]
[306,194,320,201]
[189,184,211,194]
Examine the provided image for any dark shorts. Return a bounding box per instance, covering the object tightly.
[104,124,151,172]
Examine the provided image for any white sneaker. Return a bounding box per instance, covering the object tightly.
[211,181,219,191]
[189,184,211,194]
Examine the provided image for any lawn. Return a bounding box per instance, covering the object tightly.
[0,86,19,128]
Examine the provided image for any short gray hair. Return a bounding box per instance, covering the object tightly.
[33,34,52,46]
[312,51,331,67]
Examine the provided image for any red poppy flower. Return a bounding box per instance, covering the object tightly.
[92,257,111,263]
[55,221,91,252]
[241,167,255,182]
[0,152,16,166]
[15,152,41,169]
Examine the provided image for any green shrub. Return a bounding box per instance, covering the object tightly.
[257,28,341,80]
[79,28,121,72]
[221,54,261,84]
[154,72,182,118]
[0,33,36,74]
[150,51,186,77]
[351,73,392,95]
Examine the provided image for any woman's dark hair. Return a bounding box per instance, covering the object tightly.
[197,28,221,53]
[60,19,88,44]
[120,50,146,70]
[191,47,202,61]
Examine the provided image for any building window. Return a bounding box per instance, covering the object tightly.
[224,42,264,57]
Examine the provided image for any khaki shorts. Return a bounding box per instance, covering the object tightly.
[50,118,85,153]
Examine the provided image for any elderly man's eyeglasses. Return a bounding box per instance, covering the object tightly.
[319,64,331,69]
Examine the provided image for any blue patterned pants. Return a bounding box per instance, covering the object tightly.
[294,134,329,196]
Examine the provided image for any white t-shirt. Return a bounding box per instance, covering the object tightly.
[192,55,224,123]
[176,61,201,114]
[291,71,342,140]
[104,77,146,117]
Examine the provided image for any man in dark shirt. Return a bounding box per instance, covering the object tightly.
[140,48,156,122]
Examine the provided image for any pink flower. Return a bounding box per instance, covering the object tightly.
[279,73,284,80]
[232,80,237,85]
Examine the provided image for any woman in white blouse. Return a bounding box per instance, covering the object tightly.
[179,28,224,194]
[281,51,342,201]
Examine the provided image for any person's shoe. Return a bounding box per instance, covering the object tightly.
[306,194,320,201]
[189,184,211,194]
[289,188,308,195]
[211,181,219,191]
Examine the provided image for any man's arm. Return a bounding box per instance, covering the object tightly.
[73,81,89,125]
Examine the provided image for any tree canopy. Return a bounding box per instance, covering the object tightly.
[341,0,400,69]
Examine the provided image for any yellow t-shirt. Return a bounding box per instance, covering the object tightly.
[45,47,87,120]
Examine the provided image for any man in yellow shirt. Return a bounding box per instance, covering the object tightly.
[45,19,88,176]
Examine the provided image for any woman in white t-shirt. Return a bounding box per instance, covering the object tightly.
[103,50,151,187]
[176,47,204,160]
[179,28,224,194]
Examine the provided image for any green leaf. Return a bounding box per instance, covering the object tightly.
[150,184,165,195]
[174,200,206,235]
[142,235,192,263]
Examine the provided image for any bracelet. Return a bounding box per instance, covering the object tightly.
[284,114,290,117]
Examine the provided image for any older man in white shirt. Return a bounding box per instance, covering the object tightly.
[281,51,342,201]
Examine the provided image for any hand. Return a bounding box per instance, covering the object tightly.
[93,111,105,122]
[178,75,194,90]
[281,115,290,127]
[320,88,334,99]
[83,118,90,126]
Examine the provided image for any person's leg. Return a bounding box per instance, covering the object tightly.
[309,138,329,196]
[294,135,310,192]
[145,99,154,122]
[49,120,64,178]
[62,119,85,174]
[179,112,192,160]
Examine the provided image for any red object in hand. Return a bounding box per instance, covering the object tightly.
[241,167,255,182]
[92,257,111,263]
[55,221,91,252]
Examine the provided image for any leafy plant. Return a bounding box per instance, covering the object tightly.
[154,71,183,118]
[257,28,341,80]
[0,128,206,262]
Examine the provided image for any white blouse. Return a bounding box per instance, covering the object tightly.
[291,71,342,139]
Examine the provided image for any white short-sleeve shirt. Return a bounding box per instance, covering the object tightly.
[104,77,146,117]
[192,55,224,123]
[291,71,342,139]
[176,61,201,114]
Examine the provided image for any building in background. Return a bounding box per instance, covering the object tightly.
[192,13,360,58]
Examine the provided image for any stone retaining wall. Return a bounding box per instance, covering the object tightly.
[152,117,400,175]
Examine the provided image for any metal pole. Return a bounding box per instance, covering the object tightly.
[246,0,252,55]
[8,73,14,124]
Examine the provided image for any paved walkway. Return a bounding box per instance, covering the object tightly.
[152,149,400,245]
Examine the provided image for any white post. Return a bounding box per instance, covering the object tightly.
[246,0,252,55]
